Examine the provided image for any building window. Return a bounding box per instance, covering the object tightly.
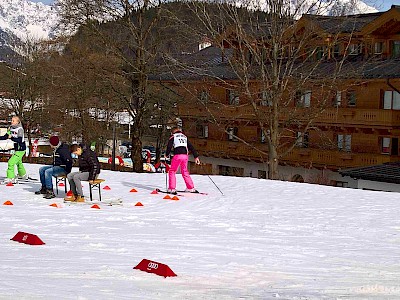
[315,46,327,60]
[381,137,391,154]
[348,43,362,56]
[260,129,267,143]
[374,41,384,54]
[347,90,356,107]
[383,91,400,110]
[338,134,351,152]
[227,127,238,141]
[258,170,267,179]
[228,90,239,105]
[296,90,311,108]
[296,132,309,148]
[333,91,342,107]
[196,124,208,138]
[198,90,209,104]
[392,41,400,58]
[332,44,341,58]
[260,90,272,106]
[219,165,244,177]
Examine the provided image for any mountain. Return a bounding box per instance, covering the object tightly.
[0,0,58,41]
[0,0,58,62]
[0,0,379,63]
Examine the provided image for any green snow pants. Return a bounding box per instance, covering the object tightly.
[7,150,26,179]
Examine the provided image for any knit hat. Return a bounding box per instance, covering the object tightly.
[49,136,60,147]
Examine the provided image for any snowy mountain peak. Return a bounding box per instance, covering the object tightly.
[0,0,59,41]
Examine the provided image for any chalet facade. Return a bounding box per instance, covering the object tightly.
[152,5,400,186]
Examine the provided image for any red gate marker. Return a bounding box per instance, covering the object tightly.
[11,231,45,245]
[133,259,177,277]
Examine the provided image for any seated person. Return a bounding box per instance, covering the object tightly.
[35,136,72,199]
[65,143,100,202]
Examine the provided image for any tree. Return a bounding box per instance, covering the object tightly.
[0,38,52,155]
[55,0,178,172]
[163,0,365,179]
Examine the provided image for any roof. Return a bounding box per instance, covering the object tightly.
[340,162,400,184]
[304,12,383,34]
[151,54,400,81]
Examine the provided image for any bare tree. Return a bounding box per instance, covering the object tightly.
[162,0,366,179]
[0,38,52,155]
[55,0,175,172]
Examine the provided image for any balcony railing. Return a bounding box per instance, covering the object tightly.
[191,138,393,169]
[179,104,400,127]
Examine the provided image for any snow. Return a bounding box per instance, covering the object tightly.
[1,162,400,299]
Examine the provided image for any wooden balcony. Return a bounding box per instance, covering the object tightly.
[179,104,400,127]
[283,148,392,169]
[315,108,400,127]
[191,138,393,169]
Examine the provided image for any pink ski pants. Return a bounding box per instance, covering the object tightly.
[168,154,194,190]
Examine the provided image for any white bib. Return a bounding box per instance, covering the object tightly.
[173,133,187,148]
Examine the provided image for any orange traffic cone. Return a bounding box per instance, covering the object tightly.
[103,186,111,190]
[163,195,171,199]
[49,203,61,208]
[171,196,180,201]
[130,188,138,192]
[135,202,144,206]
[3,200,13,205]
[151,190,158,194]
[91,204,101,209]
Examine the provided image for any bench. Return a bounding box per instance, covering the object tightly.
[54,175,105,201]
[53,175,68,195]
[88,179,105,201]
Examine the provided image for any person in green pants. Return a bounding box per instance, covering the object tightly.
[0,116,27,184]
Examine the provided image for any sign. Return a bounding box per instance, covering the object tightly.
[11,231,45,245]
[133,259,177,277]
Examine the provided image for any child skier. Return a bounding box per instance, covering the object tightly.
[65,143,101,202]
[165,127,200,194]
[0,116,28,184]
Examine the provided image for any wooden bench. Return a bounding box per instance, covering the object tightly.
[53,175,68,195]
[88,179,105,201]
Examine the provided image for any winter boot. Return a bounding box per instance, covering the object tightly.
[76,195,85,202]
[64,194,77,202]
[44,189,56,199]
[2,178,17,185]
[18,174,29,180]
[35,186,47,195]
[167,189,177,195]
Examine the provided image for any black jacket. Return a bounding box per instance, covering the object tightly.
[53,143,73,174]
[78,145,101,181]
[166,131,198,158]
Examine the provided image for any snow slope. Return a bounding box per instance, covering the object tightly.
[0,162,399,299]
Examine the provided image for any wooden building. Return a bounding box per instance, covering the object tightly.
[152,5,400,185]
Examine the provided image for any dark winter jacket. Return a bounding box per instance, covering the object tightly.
[0,123,26,151]
[78,144,101,181]
[53,143,73,174]
[166,131,198,158]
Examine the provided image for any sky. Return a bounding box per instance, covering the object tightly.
[1,162,400,299]
[30,0,396,11]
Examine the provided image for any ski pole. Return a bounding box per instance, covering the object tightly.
[200,163,224,196]
[207,174,224,196]
[164,157,168,190]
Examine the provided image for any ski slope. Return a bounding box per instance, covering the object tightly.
[0,162,399,299]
